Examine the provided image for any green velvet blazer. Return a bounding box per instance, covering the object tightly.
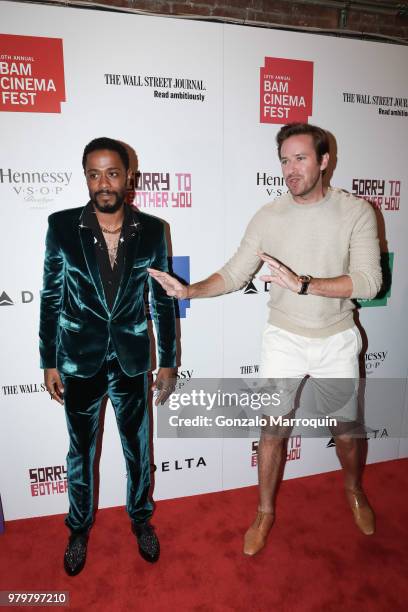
[39,204,176,378]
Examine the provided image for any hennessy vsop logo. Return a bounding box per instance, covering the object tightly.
[0,33,66,113]
[260,57,313,124]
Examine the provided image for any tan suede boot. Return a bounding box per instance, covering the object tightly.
[243,510,275,556]
[345,488,375,535]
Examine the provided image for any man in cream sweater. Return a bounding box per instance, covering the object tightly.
[149,122,382,555]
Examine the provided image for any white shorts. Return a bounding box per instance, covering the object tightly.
[259,324,362,421]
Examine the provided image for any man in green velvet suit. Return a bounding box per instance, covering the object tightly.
[39,137,177,576]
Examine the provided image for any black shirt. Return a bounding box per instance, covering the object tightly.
[83,202,132,311]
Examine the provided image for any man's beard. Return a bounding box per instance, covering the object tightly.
[286,171,321,199]
[91,189,126,214]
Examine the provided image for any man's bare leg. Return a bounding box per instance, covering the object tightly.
[335,434,375,535]
[243,424,289,556]
[258,434,286,512]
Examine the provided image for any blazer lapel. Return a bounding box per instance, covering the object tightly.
[78,208,110,314]
[111,209,141,315]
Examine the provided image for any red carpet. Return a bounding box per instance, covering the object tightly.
[1,459,407,611]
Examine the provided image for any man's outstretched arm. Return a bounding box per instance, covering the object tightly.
[147,269,226,299]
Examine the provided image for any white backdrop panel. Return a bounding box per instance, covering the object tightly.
[0,1,407,520]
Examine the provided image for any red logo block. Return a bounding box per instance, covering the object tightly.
[260,57,313,124]
[0,33,66,113]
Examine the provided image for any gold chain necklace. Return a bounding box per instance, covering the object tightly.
[100,225,122,234]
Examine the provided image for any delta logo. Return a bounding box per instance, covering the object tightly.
[0,290,34,306]
[260,57,313,124]
[357,252,394,308]
[242,279,270,295]
[326,428,388,447]
[0,33,66,113]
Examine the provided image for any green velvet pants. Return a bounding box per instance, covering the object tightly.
[62,345,152,533]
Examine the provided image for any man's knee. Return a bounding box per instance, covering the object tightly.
[335,434,358,453]
[260,430,287,447]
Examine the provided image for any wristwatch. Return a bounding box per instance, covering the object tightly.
[298,275,312,295]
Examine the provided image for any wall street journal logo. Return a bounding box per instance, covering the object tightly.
[0,34,66,113]
[260,57,313,124]
[2,381,47,396]
[240,364,260,375]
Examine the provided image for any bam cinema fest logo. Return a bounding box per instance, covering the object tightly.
[260,57,313,124]
[0,34,65,113]
[29,465,68,497]
[251,436,301,467]
[0,167,72,207]
[128,171,192,209]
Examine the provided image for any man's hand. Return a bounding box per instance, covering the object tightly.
[258,252,300,293]
[257,252,353,298]
[44,368,64,404]
[152,367,177,406]
[148,268,188,299]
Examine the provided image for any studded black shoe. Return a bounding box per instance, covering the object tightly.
[63,532,89,576]
[132,521,160,563]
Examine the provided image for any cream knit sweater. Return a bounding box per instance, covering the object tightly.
[218,188,382,338]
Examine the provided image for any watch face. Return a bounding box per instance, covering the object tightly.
[298,275,311,294]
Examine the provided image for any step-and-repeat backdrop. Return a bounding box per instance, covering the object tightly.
[1,1,407,520]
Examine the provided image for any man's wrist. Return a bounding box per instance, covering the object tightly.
[297,275,312,295]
